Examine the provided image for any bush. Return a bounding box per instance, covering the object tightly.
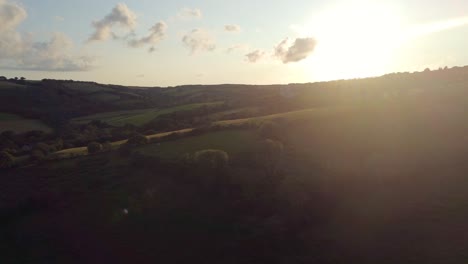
[256,139,284,179]
[127,133,148,146]
[34,142,51,156]
[194,149,229,170]
[29,149,46,162]
[102,142,113,152]
[257,121,281,139]
[143,130,157,136]
[0,151,15,169]
[192,149,230,188]
[87,142,102,154]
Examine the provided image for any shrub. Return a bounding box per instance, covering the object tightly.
[54,138,64,151]
[127,133,148,146]
[34,142,51,156]
[29,149,46,162]
[0,151,15,169]
[194,149,229,170]
[87,142,102,154]
[143,130,157,136]
[193,149,230,188]
[257,121,281,139]
[256,139,284,179]
[1,130,15,139]
[102,142,113,152]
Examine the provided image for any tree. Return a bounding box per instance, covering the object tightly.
[144,130,157,136]
[194,149,229,170]
[193,149,230,188]
[1,130,15,140]
[34,142,51,156]
[87,142,102,154]
[0,151,15,169]
[102,142,113,152]
[127,133,148,146]
[30,149,46,162]
[258,121,281,139]
[256,139,284,179]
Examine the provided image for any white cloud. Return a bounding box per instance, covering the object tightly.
[177,7,202,20]
[0,0,27,32]
[246,37,317,64]
[0,0,94,71]
[245,50,267,63]
[226,44,248,53]
[274,37,317,63]
[182,29,216,55]
[14,33,94,71]
[224,24,241,33]
[88,3,137,42]
[128,21,167,52]
[274,38,289,59]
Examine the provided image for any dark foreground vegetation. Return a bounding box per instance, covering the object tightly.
[2,66,468,263]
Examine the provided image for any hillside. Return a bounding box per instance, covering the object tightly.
[2,66,468,263]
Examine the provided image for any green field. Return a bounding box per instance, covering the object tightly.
[215,106,354,127]
[0,81,26,89]
[52,129,254,160]
[136,130,258,160]
[56,106,342,158]
[206,107,260,120]
[72,102,223,126]
[0,113,52,133]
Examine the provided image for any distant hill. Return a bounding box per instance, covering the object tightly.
[1,65,468,130]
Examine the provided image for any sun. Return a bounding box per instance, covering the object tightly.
[299,1,404,81]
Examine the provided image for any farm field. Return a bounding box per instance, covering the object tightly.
[0,113,52,133]
[72,102,223,126]
[136,129,258,160]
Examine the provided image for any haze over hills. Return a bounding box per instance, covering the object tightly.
[2,65,468,130]
[3,0,468,263]
[2,66,468,263]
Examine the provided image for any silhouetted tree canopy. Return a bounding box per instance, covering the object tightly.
[87,142,102,154]
[30,149,48,162]
[127,133,148,146]
[257,139,284,178]
[258,121,282,139]
[102,142,113,152]
[34,143,51,156]
[0,151,15,169]
[194,149,229,170]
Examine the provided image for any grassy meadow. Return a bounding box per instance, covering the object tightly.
[72,102,223,126]
[136,130,258,160]
[0,112,52,133]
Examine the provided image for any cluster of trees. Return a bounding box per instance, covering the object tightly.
[2,130,47,149]
[86,133,149,156]
[0,130,65,168]
[0,76,26,83]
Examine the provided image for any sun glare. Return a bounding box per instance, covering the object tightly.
[300,2,404,81]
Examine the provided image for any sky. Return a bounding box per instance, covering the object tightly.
[1,0,468,87]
